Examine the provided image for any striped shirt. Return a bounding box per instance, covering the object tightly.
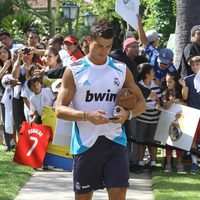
[137,80,162,124]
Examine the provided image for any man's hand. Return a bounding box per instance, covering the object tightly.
[109,106,129,124]
[85,110,110,125]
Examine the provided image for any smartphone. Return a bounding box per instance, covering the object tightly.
[109,117,119,120]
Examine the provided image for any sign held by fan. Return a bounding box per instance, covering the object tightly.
[154,104,200,151]
[115,0,140,30]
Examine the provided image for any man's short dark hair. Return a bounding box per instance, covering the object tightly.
[89,19,114,39]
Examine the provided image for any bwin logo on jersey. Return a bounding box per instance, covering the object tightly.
[85,89,117,102]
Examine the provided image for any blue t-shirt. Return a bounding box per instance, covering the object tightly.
[185,74,200,109]
[145,43,177,83]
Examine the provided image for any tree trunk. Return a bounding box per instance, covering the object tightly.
[48,0,55,36]
[174,0,200,68]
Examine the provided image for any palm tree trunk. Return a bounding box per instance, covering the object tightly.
[174,0,200,69]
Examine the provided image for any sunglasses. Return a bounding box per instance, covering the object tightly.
[159,62,168,66]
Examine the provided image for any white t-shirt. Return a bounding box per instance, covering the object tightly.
[29,87,55,116]
[59,48,72,67]
[70,56,127,155]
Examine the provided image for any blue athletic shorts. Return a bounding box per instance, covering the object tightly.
[73,136,129,194]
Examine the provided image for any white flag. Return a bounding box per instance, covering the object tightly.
[115,0,140,30]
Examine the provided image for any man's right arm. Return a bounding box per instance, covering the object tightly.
[55,67,85,121]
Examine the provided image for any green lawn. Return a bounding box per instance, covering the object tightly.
[151,160,200,200]
[0,146,34,200]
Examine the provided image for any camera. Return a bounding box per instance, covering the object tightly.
[22,48,31,55]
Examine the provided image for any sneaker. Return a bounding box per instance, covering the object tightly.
[164,163,172,172]
[176,163,184,173]
[190,163,199,174]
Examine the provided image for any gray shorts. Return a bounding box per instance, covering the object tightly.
[135,120,158,143]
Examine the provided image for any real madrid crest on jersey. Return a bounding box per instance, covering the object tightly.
[169,111,184,141]
[114,77,120,87]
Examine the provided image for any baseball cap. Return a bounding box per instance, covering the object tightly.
[191,25,200,35]
[123,37,138,50]
[157,48,174,64]
[64,36,78,44]
[146,30,161,42]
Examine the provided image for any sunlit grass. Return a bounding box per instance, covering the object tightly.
[151,152,200,200]
[0,145,34,200]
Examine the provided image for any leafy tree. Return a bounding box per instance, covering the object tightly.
[0,0,14,22]
[73,0,127,48]
[141,0,176,48]
[12,0,55,35]
[1,12,47,42]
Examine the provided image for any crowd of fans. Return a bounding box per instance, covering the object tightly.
[0,16,199,174]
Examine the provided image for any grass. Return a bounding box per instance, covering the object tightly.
[151,154,200,200]
[0,145,34,200]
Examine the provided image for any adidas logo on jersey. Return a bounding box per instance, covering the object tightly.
[83,80,91,86]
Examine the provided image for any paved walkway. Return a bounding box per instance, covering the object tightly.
[15,170,154,200]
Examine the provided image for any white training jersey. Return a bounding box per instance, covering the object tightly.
[70,56,127,155]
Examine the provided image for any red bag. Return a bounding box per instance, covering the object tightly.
[13,121,52,168]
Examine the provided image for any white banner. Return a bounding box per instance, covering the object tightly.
[53,119,72,147]
[154,104,200,151]
[115,0,140,30]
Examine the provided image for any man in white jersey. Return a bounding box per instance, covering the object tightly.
[56,19,146,200]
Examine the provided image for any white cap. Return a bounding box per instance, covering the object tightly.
[146,30,162,42]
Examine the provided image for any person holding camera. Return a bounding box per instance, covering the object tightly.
[11,46,44,136]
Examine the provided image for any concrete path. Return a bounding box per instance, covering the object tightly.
[15,170,154,200]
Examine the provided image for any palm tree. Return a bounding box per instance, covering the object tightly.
[0,0,14,22]
[174,0,200,68]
